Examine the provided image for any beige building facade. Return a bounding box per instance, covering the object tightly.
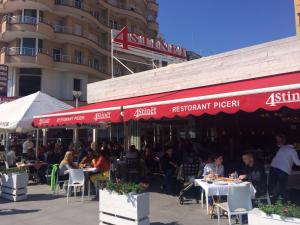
[0,0,159,104]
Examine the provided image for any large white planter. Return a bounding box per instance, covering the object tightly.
[99,189,150,225]
[0,172,28,201]
[249,208,300,225]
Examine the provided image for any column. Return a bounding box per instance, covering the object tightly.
[92,128,98,144]
[42,128,47,145]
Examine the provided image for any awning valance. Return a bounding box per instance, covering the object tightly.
[34,72,300,127]
[123,72,300,121]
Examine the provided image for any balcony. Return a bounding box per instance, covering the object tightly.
[53,25,109,55]
[1,15,55,41]
[148,0,158,12]
[102,0,147,25]
[0,0,54,12]
[0,47,53,68]
[53,54,109,79]
[54,0,109,32]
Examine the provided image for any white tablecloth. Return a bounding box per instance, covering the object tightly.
[194,179,256,197]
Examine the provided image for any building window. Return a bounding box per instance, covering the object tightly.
[74,50,82,64]
[73,78,81,92]
[19,68,41,96]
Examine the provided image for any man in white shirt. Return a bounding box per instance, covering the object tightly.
[6,146,17,167]
[22,136,34,158]
[269,134,300,202]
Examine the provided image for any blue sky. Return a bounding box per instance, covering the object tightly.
[157,0,295,56]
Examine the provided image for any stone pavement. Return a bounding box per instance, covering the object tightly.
[0,184,229,225]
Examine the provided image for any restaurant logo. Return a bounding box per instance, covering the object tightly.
[94,112,111,121]
[113,27,186,59]
[266,91,300,107]
[133,107,157,118]
[38,118,50,125]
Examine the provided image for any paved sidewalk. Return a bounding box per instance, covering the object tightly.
[0,184,228,225]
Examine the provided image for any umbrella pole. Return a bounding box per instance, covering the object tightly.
[5,132,9,155]
[36,129,39,159]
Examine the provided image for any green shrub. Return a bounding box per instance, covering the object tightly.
[259,201,300,219]
[0,167,27,175]
[104,181,148,195]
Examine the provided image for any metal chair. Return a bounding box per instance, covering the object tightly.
[216,184,253,225]
[178,162,201,204]
[67,169,85,203]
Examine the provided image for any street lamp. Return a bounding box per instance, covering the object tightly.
[72,90,82,147]
[72,90,82,108]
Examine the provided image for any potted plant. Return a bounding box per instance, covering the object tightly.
[248,201,300,225]
[0,167,28,201]
[99,181,150,225]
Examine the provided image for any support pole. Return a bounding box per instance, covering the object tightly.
[5,132,9,154]
[36,129,39,159]
[92,128,97,145]
[111,29,114,78]
[42,128,47,145]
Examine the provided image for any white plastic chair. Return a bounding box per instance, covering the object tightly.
[67,169,85,203]
[216,184,253,225]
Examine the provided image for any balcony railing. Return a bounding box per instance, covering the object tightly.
[53,54,106,73]
[3,47,49,56]
[53,25,107,50]
[0,47,106,74]
[105,0,145,21]
[54,0,108,27]
[2,15,52,26]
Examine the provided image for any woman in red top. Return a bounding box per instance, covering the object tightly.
[93,149,110,172]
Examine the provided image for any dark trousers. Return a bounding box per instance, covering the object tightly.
[268,167,289,202]
[163,169,176,194]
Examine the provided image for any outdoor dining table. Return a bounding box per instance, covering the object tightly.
[194,179,256,215]
[16,161,48,183]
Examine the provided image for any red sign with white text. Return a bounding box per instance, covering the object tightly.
[112,27,187,60]
[123,89,300,121]
[33,109,121,127]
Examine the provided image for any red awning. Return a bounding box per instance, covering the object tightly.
[123,72,300,121]
[34,72,300,127]
[33,91,177,127]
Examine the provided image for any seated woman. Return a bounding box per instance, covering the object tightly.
[90,150,111,185]
[202,153,224,215]
[79,149,95,168]
[58,151,78,180]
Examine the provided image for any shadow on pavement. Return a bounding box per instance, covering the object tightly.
[0,209,40,216]
[151,223,182,225]
[24,193,65,202]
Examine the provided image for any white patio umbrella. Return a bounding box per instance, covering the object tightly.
[0,91,73,155]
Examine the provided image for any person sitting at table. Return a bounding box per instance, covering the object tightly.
[58,151,78,180]
[125,145,140,159]
[90,149,111,186]
[142,146,158,175]
[202,153,224,215]
[6,146,17,167]
[237,152,267,198]
[79,149,95,168]
[203,153,224,178]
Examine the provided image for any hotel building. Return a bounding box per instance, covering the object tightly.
[0,0,159,104]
